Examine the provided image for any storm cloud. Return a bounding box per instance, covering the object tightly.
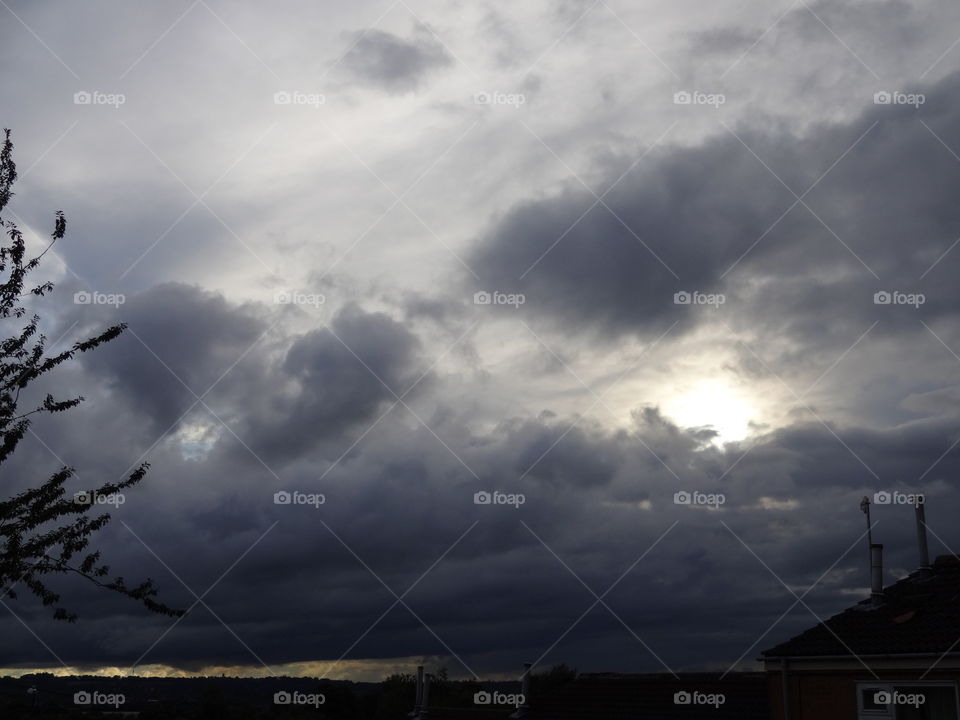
[2,0,960,685]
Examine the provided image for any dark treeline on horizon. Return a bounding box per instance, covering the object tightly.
[0,664,578,719]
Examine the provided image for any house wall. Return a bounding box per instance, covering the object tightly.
[767,671,856,720]
[766,669,960,720]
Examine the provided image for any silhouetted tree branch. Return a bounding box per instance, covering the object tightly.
[0,128,182,621]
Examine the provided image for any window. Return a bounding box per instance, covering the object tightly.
[857,683,959,720]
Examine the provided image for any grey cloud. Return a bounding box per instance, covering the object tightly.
[9,283,959,674]
[7,388,960,674]
[241,302,423,462]
[75,284,425,468]
[470,70,960,364]
[339,27,451,93]
[3,261,959,674]
[468,134,795,341]
[5,0,960,689]
[79,283,268,434]
[686,0,946,79]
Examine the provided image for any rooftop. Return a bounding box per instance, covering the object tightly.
[763,554,960,658]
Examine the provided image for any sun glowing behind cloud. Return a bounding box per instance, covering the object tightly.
[662,379,757,443]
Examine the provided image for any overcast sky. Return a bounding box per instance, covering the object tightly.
[3,0,960,682]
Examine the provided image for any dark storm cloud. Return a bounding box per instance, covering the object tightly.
[7,372,960,674]
[8,100,960,674]
[2,277,958,675]
[5,0,960,688]
[469,70,960,357]
[78,283,268,434]
[241,302,423,462]
[69,284,425,467]
[338,27,451,93]
[468,126,796,340]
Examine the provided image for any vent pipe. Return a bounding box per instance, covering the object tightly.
[860,496,873,588]
[915,501,931,570]
[870,543,884,600]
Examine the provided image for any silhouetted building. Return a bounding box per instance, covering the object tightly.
[763,553,960,720]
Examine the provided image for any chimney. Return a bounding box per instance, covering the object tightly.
[860,496,874,584]
[915,501,931,571]
[870,543,884,601]
[420,673,432,718]
[412,665,424,716]
[515,662,532,718]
